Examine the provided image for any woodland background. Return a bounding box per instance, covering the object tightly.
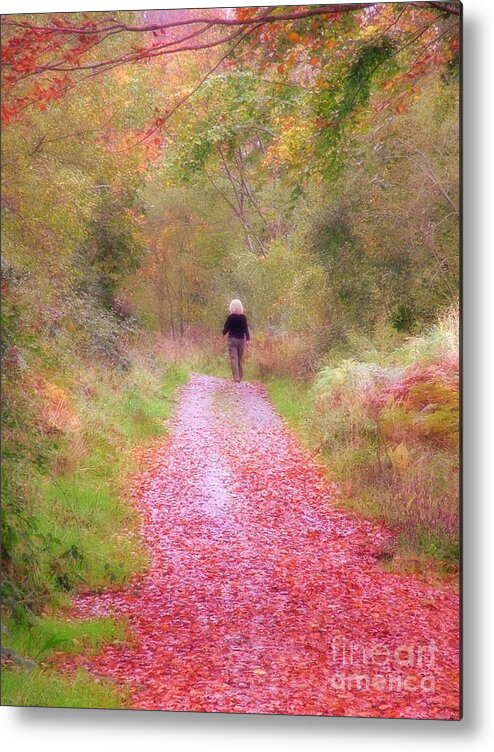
[1,2,460,707]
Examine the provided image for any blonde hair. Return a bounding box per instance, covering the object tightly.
[229,299,244,315]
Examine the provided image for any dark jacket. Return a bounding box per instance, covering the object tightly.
[223,313,250,341]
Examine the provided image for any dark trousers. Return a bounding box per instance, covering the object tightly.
[227,336,245,382]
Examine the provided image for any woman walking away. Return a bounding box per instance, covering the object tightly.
[223,299,250,383]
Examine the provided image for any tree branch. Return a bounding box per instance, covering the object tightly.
[2,6,376,36]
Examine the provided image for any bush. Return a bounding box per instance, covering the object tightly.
[306,305,459,557]
[250,331,316,380]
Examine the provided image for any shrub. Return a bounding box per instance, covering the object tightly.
[306,305,459,557]
[250,331,316,380]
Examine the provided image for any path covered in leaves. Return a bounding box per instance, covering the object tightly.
[65,374,459,719]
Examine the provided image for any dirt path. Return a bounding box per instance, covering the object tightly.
[66,374,459,719]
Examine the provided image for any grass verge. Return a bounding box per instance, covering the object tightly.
[2,667,128,709]
[2,355,189,708]
[264,374,459,584]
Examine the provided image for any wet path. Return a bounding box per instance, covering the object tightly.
[65,374,459,718]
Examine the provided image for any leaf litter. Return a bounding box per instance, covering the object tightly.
[59,374,459,718]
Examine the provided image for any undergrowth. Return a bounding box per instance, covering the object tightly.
[1,334,190,708]
[265,306,460,581]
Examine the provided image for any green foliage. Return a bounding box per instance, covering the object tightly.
[341,39,396,117]
[165,70,292,182]
[390,303,418,333]
[74,188,144,310]
[315,38,396,176]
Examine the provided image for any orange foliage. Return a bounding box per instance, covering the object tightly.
[25,375,79,434]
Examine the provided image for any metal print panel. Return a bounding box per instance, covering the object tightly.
[1,2,461,719]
